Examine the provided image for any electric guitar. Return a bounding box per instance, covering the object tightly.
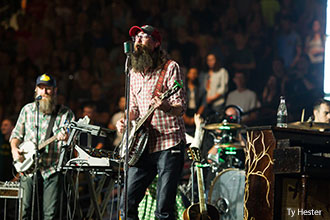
[183,147,219,220]
[118,80,183,166]
[13,126,67,175]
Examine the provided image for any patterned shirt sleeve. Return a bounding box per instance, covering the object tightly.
[165,62,186,115]
[9,104,27,142]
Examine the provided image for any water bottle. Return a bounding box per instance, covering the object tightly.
[276,96,288,128]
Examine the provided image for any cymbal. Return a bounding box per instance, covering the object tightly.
[288,121,330,131]
[203,122,242,130]
[209,142,244,152]
[217,143,245,149]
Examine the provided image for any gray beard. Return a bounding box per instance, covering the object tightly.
[39,96,56,114]
[131,46,154,73]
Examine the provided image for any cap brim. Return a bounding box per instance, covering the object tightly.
[129,26,142,37]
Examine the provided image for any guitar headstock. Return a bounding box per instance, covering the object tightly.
[77,116,91,125]
[160,80,183,100]
[187,147,202,163]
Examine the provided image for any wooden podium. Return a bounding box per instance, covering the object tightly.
[244,126,330,220]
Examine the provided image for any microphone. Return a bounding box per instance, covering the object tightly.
[35,95,42,101]
[123,41,134,54]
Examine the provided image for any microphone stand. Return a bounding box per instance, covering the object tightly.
[31,99,41,220]
[122,41,133,220]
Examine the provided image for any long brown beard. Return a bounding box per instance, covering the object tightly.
[131,45,155,73]
[37,95,56,114]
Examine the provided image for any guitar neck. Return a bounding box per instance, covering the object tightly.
[39,135,57,150]
[135,105,156,131]
[134,83,181,131]
[196,163,208,214]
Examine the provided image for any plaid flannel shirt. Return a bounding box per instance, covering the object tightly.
[130,60,186,153]
[10,102,75,179]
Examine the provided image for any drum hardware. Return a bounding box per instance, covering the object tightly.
[214,197,229,215]
[213,133,233,145]
[288,121,330,131]
[203,120,242,131]
[178,181,192,203]
[208,144,244,171]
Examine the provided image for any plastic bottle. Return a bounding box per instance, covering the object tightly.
[276,96,288,128]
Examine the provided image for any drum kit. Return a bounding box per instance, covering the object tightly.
[203,119,245,220]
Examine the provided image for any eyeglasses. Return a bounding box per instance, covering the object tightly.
[135,33,152,41]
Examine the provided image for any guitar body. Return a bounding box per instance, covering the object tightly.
[185,147,220,220]
[183,204,219,220]
[119,123,149,166]
[13,128,62,175]
[118,81,183,166]
[13,141,38,174]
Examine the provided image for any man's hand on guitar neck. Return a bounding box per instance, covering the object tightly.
[56,128,68,141]
[152,95,183,116]
[116,118,126,134]
[152,95,171,112]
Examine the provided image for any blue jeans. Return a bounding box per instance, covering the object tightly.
[20,172,62,220]
[120,142,184,220]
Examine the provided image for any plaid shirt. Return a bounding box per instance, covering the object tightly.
[10,102,75,179]
[130,60,186,153]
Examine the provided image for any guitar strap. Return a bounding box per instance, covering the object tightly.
[146,59,172,124]
[153,60,172,97]
[45,104,61,146]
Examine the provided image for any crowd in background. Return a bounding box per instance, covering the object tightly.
[0,0,327,149]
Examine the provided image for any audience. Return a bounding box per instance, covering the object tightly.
[226,71,260,125]
[0,118,15,181]
[183,67,206,135]
[108,96,125,147]
[0,0,326,141]
[200,53,229,115]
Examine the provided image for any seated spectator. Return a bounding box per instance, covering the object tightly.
[260,74,281,125]
[108,96,125,147]
[282,55,317,121]
[0,118,15,181]
[79,103,105,149]
[86,81,110,126]
[226,71,260,125]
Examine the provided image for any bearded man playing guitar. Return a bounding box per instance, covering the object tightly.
[10,73,74,220]
[116,25,186,220]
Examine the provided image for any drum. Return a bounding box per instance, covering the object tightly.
[208,144,245,169]
[208,168,245,220]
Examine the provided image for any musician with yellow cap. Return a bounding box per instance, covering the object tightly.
[10,73,75,219]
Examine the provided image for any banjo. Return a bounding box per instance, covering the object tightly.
[118,80,183,166]
[13,127,66,175]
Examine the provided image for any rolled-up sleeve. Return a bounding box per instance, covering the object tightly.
[9,106,26,142]
[166,62,186,115]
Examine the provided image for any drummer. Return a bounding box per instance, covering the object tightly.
[207,105,245,162]
[312,98,330,123]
